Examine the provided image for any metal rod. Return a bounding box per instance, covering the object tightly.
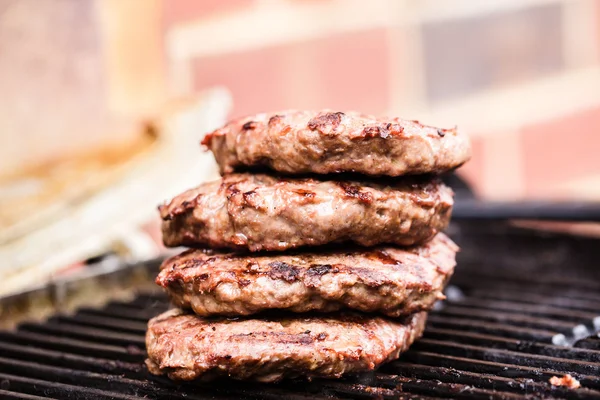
[452,200,600,221]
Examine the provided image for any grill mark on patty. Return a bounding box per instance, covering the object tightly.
[159,196,200,220]
[368,250,402,265]
[268,114,284,126]
[363,125,389,139]
[242,190,261,208]
[361,122,405,139]
[238,279,251,287]
[307,112,344,133]
[406,185,444,207]
[268,261,299,282]
[179,257,216,270]
[245,261,260,273]
[304,264,338,287]
[242,121,258,130]
[230,331,316,345]
[224,183,241,199]
[197,273,209,281]
[336,182,373,204]
[307,264,336,276]
[291,189,316,199]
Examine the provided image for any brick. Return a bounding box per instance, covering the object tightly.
[456,136,485,197]
[289,0,333,3]
[480,131,526,200]
[421,3,564,103]
[162,0,253,28]
[521,107,600,197]
[192,45,288,117]
[192,29,391,117]
[597,0,600,55]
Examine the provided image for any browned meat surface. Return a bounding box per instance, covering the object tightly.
[145,308,427,382]
[202,110,471,177]
[159,173,453,251]
[157,233,457,317]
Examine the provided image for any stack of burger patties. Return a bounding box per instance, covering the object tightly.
[146,110,471,382]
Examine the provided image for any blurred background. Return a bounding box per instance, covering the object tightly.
[1,0,600,295]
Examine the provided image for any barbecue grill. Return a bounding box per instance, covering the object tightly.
[1,217,599,399]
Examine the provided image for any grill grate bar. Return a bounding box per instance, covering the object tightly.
[314,380,448,399]
[19,321,146,347]
[0,342,142,377]
[412,339,600,375]
[447,298,600,323]
[193,380,364,400]
[376,369,600,399]
[425,328,600,362]
[451,273,600,295]
[0,330,141,362]
[436,305,590,334]
[397,352,600,390]
[0,390,57,400]
[426,315,558,341]
[0,357,220,400]
[50,314,148,335]
[370,374,537,400]
[465,290,600,313]
[0,372,142,400]
[576,337,600,351]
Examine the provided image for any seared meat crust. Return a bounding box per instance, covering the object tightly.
[202,110,471,177]
[145,309,427,382]
[157,233,457,317]
[159,173,453,251]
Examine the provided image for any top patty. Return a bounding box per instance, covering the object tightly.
[146,308,427,382]
[202,110,471,177]
[159,173,453,251]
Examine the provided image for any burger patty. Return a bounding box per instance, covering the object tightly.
[159,173,453,251]
[202,110,471,177]
[145,308,427,382]
[157,233,457,317]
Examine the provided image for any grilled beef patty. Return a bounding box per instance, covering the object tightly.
[202,110,471,177]
[146,308,427,382]
[159,173,453,251]
[157,233,457,317]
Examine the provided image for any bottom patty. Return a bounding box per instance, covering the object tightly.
[157,233,457,318]
[146,309,426,382]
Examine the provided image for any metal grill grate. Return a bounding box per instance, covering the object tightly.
[1,222,600,399]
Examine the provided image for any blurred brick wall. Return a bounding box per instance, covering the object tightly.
[159,0,600,201]
[2,0,600,201]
